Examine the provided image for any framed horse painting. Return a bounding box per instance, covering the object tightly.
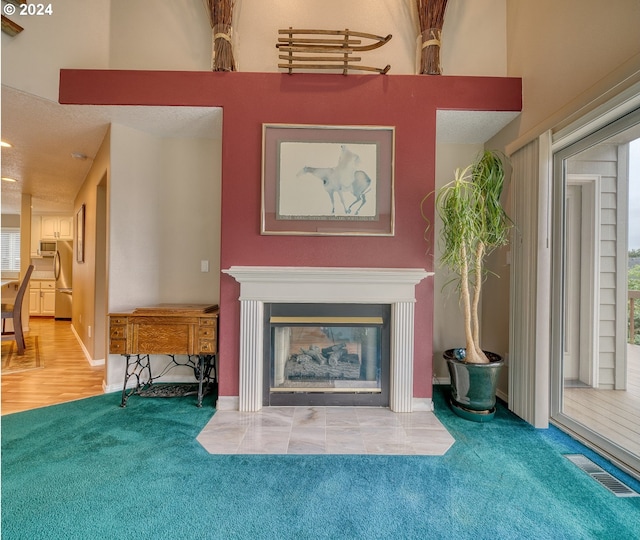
[261,124,395,236]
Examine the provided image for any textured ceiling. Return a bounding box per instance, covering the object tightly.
[1,86,222,215]
[436,109,520,144]
[1,85,518,216]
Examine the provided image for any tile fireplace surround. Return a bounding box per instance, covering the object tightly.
[222,266,432,413]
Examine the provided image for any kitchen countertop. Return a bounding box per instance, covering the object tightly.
[32,272,55,280]
[1,275,53,288]
[1,272,54,285]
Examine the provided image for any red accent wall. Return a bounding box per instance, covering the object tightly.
[60,70,521,400]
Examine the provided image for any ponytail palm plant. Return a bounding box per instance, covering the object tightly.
[432,150,510,364]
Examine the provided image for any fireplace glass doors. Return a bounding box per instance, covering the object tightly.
[264,304,390,406]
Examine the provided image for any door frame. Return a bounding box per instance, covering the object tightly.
[565,174,600,388]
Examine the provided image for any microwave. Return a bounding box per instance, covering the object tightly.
[39,241,56,257]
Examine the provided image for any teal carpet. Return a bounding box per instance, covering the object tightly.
[2,388,640,539]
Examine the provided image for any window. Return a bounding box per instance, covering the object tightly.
[1,228,21,271]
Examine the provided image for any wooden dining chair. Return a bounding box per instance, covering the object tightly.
[1,265,35,356]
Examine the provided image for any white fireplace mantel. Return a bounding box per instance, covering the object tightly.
[222,266,432,412]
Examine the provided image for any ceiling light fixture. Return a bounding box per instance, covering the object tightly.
[1,141,13,148]
[2,177,17,182]
[71,152,88,160]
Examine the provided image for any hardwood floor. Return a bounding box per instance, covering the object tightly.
[1,317,104,415]
[564,344,640,458]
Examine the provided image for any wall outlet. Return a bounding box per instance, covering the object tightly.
[200,260,209,272]
[88,325,92,338]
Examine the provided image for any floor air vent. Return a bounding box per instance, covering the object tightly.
[564,454,639,497]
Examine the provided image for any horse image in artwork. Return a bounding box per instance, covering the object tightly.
[296,145,372,215]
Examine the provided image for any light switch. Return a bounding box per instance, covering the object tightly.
[201,260,209,272]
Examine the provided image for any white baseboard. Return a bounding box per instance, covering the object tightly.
[103,382,122,394]
[412,398,434,411]
[216,396,239,411]
[70,324,105,366]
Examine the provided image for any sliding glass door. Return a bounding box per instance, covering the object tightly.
[551,108,640,476]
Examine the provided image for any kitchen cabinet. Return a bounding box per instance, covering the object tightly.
[31,216,42,257]
[31,215,73,257]
[29,280,55,316]
[29,282,39,314]
[40,215,73,240]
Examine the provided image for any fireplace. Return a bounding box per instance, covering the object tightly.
[222,266,431,412]
[265,303,391,406]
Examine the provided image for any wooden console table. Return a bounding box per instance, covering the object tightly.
[108,304,219,407]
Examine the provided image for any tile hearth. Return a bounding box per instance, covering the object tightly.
[197,407,455,455]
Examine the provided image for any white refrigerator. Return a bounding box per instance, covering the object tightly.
[54,240,73,319]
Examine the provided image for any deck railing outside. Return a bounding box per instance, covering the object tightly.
[630,290,640,344]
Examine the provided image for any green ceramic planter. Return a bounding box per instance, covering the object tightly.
[444,349,504,422]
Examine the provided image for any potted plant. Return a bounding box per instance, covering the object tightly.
[424,150,511,422]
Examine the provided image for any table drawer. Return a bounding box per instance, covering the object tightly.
[110,339,127,354]
[110,316,128,325]
[199,326,215,339]
[199,339,216,354]
[110,325,127,340]
[199,317,216,326]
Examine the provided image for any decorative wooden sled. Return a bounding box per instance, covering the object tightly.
[277,28,392,75]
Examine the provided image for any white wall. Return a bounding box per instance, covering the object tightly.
[506,0,640,141]
[107,130,220,311]
[109,0,212,70]
[108,124,163,312]
[423,0,507,76]
[157,138,221,303]
[1,0,110,101]
[91,0,508,76]
[106,123,221,389]
[234,0,411,73]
